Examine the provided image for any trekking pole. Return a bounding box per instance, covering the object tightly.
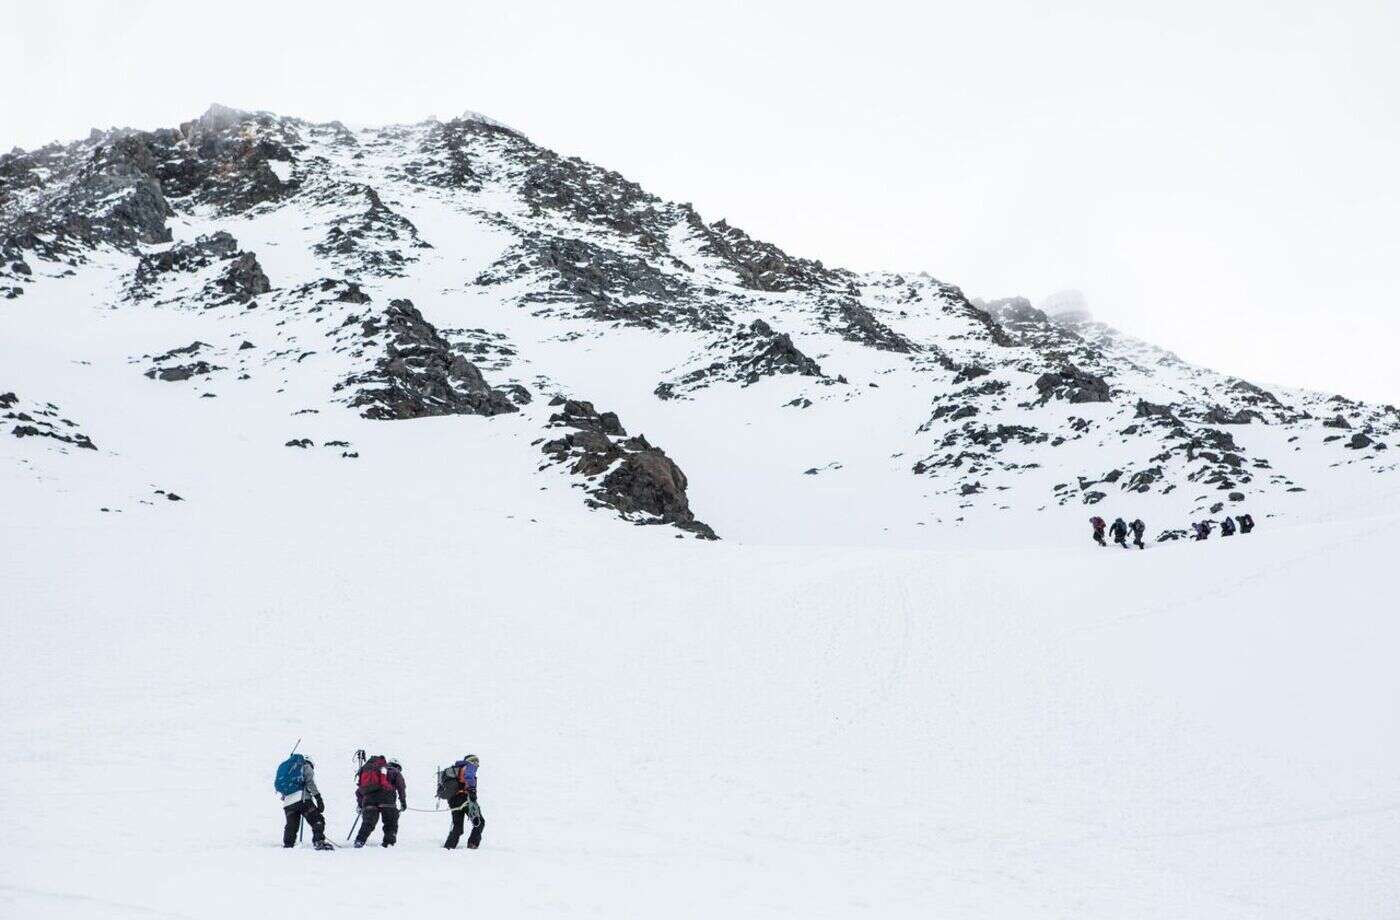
[345,748,367,842]
[289,738,304,845]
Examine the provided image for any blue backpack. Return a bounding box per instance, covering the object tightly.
[275,754,307,796]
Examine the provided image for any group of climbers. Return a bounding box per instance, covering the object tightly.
[1192,513,1254,541]
[274,749,484,850]
[1089,515,1146,549]
[1090,512,1256,547]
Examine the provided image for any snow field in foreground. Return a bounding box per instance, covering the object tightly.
[4,499,1399,919]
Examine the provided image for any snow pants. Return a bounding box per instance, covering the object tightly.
[445,791,485,849]
[356,803,400,846]
[283,800,326,847]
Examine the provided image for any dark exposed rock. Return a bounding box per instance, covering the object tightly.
[129,232,270,305]
[1125,466,1164,493]
[1035,365,1111,403]
[339,298,518,419]
[982,296,1047,326]
[1228,378,1282,407]
[523,150,670,251]
[825,298,914,352]
[11,424,96,449]
[285,438,313,448]
[145,361,221,382]
[312,184,429,278]
[656,319,825,398]
[134,232,239,280]
[953,365,990,384]
[1204,405,1264,425]
[542,398,716,538]
[480,234,724,331]
[1135,400,1180,424]
[1347,432,1373,450]
[175,105,297,213]
[5,392,97,449]
[1322,414,1352,429]
[216,252,271,302]
[687,215,846,292]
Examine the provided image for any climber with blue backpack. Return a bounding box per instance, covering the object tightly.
[437,754,485,849]
[274,749,333,850]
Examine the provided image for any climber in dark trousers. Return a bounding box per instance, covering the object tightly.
[280,757,331,850]
[1129,518,1146,549]
[1109,517,1129,548]
[1220,516,1237,537]
[1237,513,1255,534]
[1090,516,1106,547]
[354,754,403,847]
[444,754,485,850]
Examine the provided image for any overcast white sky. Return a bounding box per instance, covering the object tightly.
[5,0,1397,401]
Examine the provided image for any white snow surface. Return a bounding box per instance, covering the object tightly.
[4,111,1400,918]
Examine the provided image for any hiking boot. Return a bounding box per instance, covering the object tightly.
[314,840,334,851]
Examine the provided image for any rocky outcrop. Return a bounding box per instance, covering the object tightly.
[142,341,224,381]
[175,105,297,213]
[655,319,825,399]
[688,214,846,292]
[3,391,97,450]
[1204,405,1264,425]
[128,231,270,305]
[824,298,915,352]
[541,398,716,539]
[523,151,671,251]
[480,234,726,331]
[1035,365,1111,404]
[313,185,429,278]
[1135,400,1180,424]
[339,298,518,419]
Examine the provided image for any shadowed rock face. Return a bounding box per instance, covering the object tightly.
[542,398,717,539]
[342,299,519,420]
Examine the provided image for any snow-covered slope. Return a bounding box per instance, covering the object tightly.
[4,104,1398,545]
[4,106,1399,918]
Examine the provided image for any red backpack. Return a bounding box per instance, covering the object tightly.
[357,757,392,793]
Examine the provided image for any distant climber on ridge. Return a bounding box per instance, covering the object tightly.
[1220,516,1237,537]
[1129,518,1146,549]
[1237,513,1255,534]
[1090,516,1106,547]
[1110,517,1129,548]
[1192,521,1212,541]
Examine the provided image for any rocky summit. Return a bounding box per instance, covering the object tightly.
[3,104,1397,541]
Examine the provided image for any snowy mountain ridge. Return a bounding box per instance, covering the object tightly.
[3,103,1398,543]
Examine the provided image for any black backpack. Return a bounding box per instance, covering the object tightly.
[435,766,460,800]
